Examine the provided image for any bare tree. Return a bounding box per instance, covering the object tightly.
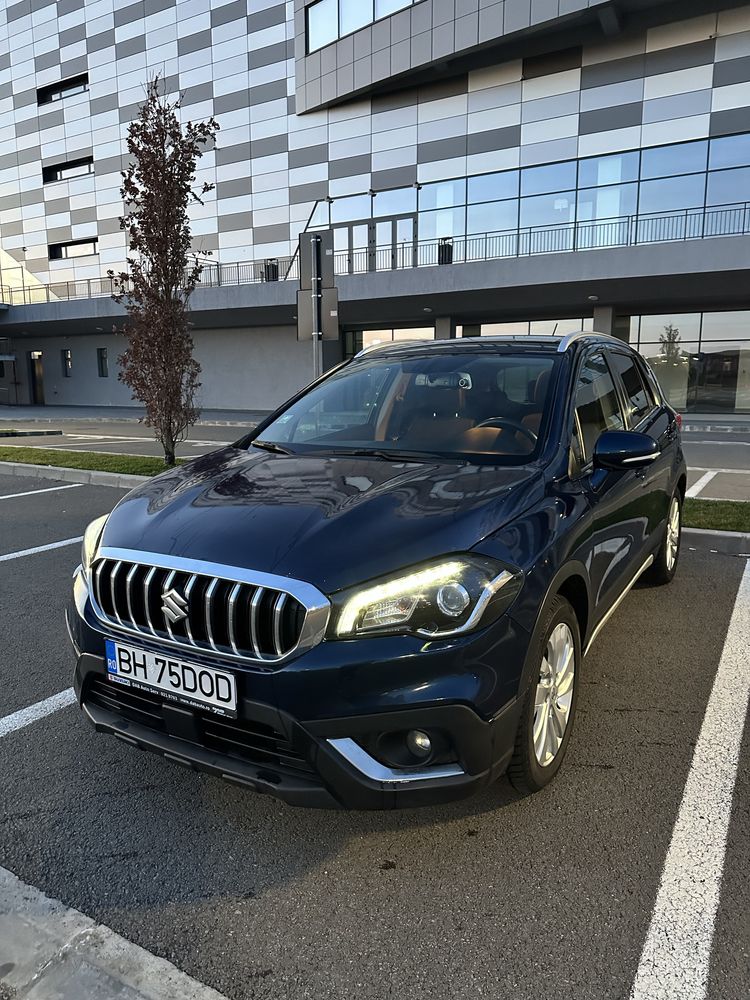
[109,76,219,466]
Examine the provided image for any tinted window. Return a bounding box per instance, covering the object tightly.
[609,352,654,425]
[640,140,708,179]
[573,353,624,461]
[258,352,559,463]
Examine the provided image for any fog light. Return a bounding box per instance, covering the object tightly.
[437,582,470,617]
[406,730,432,759]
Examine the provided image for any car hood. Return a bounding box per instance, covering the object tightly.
[102,447,543,593]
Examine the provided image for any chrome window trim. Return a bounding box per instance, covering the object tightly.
[327,738,465,785]
[87,547,331,666]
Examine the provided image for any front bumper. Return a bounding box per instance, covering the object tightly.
[69,572,528,810]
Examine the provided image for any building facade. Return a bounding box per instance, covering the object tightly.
[1,0,749,412]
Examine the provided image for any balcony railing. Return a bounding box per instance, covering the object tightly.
[1,202,748,307]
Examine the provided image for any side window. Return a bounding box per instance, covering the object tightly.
[573,353,625,464]
[609,351,654,425]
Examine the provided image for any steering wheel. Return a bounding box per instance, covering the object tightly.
[474,417,538,446]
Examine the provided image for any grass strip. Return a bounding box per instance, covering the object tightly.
[0,445,184,478]
[684,498,750,533]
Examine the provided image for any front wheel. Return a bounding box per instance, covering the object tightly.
[645,492,682,586]
[508,595,580,795]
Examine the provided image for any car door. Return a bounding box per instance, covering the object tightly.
[607,349,674,551]
[568,349,647,618]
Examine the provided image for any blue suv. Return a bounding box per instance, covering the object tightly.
[68,333,685,809]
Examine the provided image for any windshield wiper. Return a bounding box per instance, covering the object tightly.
[329,448,449,463]
[251,440,295,455]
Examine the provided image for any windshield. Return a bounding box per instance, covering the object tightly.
[254,350,559,463]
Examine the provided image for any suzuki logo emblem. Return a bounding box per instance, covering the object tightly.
[161,588,189,624]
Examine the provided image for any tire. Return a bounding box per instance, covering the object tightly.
[508,595,581,796]
[644,491,682,586]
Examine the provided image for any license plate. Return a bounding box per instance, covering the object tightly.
[105,640,237,718]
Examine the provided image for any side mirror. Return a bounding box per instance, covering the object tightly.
[593,430,660,471]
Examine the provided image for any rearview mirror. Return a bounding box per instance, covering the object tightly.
[593,430,659,471]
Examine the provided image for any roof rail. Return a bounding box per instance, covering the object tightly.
[557,331,628,353]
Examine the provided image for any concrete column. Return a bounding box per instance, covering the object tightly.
[434,317,456,340]
[462,324,481,338]
[592,305,615,337]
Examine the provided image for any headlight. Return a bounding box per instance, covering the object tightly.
[333,555,523,639]
[81,514,108,575]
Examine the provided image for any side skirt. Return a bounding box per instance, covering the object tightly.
[583,554,654,656]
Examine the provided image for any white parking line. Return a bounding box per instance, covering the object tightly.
[630,560,750,1000]
[685,471,717,498]
[688,467,750,475]
[0,483,83,501]
[0,536,83,562]
[0,688,76,738]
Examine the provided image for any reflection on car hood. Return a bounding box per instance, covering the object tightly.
[102,447,544,592]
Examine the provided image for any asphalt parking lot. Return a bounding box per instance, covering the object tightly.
[0,473,748,1000]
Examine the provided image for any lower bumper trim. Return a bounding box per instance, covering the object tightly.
[327,737,465,785]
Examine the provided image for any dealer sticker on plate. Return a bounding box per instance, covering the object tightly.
[105,639,237,717]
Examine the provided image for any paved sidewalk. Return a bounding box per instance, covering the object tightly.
[0,866,226,1000]
[0,405,269,426]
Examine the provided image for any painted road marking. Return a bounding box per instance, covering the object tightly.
[630,559,750,1000]
[0,688,77,739]
[0,866,228,999]
[0,483,83,501]
[0,536,83,562]
[686,471,717,498]
[688,467,750,475]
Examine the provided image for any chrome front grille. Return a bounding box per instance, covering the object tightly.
[89,548,330,667]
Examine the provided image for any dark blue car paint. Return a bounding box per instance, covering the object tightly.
[70,337,686,809]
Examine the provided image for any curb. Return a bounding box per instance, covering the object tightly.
[0,865,227,1000]
[0,460,149,489]
[0,429,62,438]
[0,415,261,428]
[683,527,750,557]
[682,424,750,434]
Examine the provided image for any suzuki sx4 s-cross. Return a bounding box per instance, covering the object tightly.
[68,333,685,809]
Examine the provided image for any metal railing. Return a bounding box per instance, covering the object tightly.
[1,202,748,307]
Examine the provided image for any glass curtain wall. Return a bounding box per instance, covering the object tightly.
[312,132,750,268]
[633,311,750,413]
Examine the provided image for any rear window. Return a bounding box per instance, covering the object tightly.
[256,350,560,464]
[609,351,654,425]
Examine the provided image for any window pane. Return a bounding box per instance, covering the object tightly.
[418,207,465,240]
[638,314,701,344]
[520,191,575,228]
[479,322,530,336]
[577,182,637,221]
[467,200,517,234]
[340,0,372,36]
[701,311,750,341]
[706,166,750,206]
[574,353,625,460]
[309,201,330,227]
[609,352,653,424]
[372,186,416,216]
[690,342,749,412]
[640,140,708,179]
[308,0,338,51]
[375,0,410,16]
[419,178,466,210]
[638,174,705,214]
[578,151,640,188]
[331,193,371,222]
[521,161,577,196]
[709,133,750,170]
[640,342,696,410]
[530,319,585,336]
[467,170,519,203]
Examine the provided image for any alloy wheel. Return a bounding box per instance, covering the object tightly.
[666,497,681,572]
[533,622,576,767]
